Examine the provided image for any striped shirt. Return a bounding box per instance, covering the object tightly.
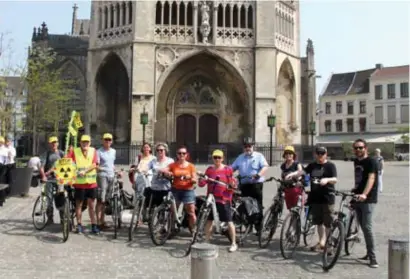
[198,165,236,204]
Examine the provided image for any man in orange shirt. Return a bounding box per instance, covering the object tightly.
[67,135,99,234]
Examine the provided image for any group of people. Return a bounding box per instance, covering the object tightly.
[32,134,380,267]
[0,136,17,206]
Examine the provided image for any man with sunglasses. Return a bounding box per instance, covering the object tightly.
[231,137,269,234]
[285,146,337,252]
[96,133,118,231]
[352,139,379,268]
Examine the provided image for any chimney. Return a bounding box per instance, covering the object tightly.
[375,63,383,69]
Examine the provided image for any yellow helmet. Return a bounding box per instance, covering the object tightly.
[284,146,295,153]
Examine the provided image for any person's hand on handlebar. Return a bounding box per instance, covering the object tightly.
[252,174,260,180]
[319,178,329,186]
[355,193,367,202]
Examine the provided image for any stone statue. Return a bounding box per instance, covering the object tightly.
[199,1,211,43]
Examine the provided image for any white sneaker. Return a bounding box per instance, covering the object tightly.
[228,243,238,252]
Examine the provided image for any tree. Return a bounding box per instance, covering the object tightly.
[398,126,409,144]
[25,45,75,154]
[0,32,26,138]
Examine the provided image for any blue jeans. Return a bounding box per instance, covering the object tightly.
[172,189,196,204]
[355,203,376,259]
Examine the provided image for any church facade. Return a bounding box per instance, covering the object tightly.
[33,1,317,147]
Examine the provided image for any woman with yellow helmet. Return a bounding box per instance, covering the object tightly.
[280,146,304,209]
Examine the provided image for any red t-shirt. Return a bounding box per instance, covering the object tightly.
[67,149,98,189]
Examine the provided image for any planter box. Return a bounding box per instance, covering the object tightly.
[9,167,33,197]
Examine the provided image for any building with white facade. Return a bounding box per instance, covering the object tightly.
[317,64,409,143]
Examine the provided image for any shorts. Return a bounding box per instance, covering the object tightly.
[171,189,196,204]
[74,188,98,201]
[208,202,232,222]
[97,176,114,202]
[144,188,169,207]
[310,204,335,228]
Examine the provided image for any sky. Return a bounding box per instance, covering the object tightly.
[0,0,409,98]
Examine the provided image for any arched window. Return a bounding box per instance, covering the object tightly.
[122,2,127,25]
[187,2,193,26]
[128,1,133,24]
[233,5,239,28]
[98,8,103,30]
[110,5,114,28]
[217,4,223,27]
[225,5,231,28]
[116,3,120,27]
[155,1,162,24]
[164,1,170,25]
[104,6,108,29]
[247,6,253,29]
[171,1,177,25]
[179,2,185,25]
[240,5,246,28]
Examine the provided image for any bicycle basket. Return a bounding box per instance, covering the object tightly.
[134,173,148,195]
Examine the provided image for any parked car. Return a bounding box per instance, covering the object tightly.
[396,153,410,161]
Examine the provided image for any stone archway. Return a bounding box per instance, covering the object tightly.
[95,52,130,143]
[276,58,295,145]
[155,52,249,144]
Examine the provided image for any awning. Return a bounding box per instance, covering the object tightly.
[317,133,407,144]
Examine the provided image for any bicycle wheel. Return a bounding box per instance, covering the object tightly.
[32,195,51,230]
[322,220,345,271]
[344,212,359,255]
[149,203,172,246]
[185,206,211,256]
[303,208,316,247]
[279,212,301,259]
[128,197,144,241]
[113,196,119,239]
[61,198,70,242]
[259,206,280,248]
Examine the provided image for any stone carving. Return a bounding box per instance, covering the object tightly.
[199,1,211,43]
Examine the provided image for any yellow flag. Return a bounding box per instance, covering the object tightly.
[73,112,83,129]
[69,126,77,136]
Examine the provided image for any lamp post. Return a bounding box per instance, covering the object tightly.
[309,120,316,147]
[267,110,276,166]
[140,106,148,143]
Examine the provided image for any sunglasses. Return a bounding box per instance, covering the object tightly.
[213,156,222,160]
[244,145,252,148]
[316,152,326,156]
[156,149,165,152]
[284,152,293,156]
[104,139,112,141]
[177,152,186,155]
[354,146,365,150]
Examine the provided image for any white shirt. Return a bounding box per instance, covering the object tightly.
[27,156,41,174]
[5,145,16,164]
[0,145,7,165]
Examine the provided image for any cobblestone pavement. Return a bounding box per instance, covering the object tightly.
[0,161,408,279]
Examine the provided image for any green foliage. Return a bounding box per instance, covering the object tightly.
[341,141,353,157]
[398,126,409,144]
[367,142,395,160]
[25,46,75,134]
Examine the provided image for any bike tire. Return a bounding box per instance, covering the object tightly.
[113,196,119,239]
[32,195,51,231]
[128,198,143,241]
[279,212,301,259]
[303,208,315,247]
[258,206,279,248]
[344,212,359,256]
[185,206,211,257]
[61,198,70,242]
[322,220,345,271]
[149,203,172,246]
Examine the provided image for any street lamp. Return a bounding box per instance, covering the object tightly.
[140,106,148,143]
[267,110,276,166]
[309,120,316,147]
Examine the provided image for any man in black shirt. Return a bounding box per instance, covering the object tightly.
[286,146,337,251]
[352,139,379,268]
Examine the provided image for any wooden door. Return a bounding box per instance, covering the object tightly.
[199,114,218,144]
[176,114,196,145]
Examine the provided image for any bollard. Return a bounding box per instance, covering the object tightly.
[191,243,219,279]
[388,237,409,279]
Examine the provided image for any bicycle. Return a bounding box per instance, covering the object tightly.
[184,173,240,256]
[148,175,192,246]
[322,190,358,271]
[110,170,124,239]
[128,170,151,241]
[279,180,316,259]
[32,179,74,242]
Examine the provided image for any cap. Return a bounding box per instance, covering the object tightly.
[103,133,113,140]
[375,148,381,153]
[48,136,58,143]
[80,135,91,142]
[315,146,327,153]
[212,149,224,157]
[284,146,295,153]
